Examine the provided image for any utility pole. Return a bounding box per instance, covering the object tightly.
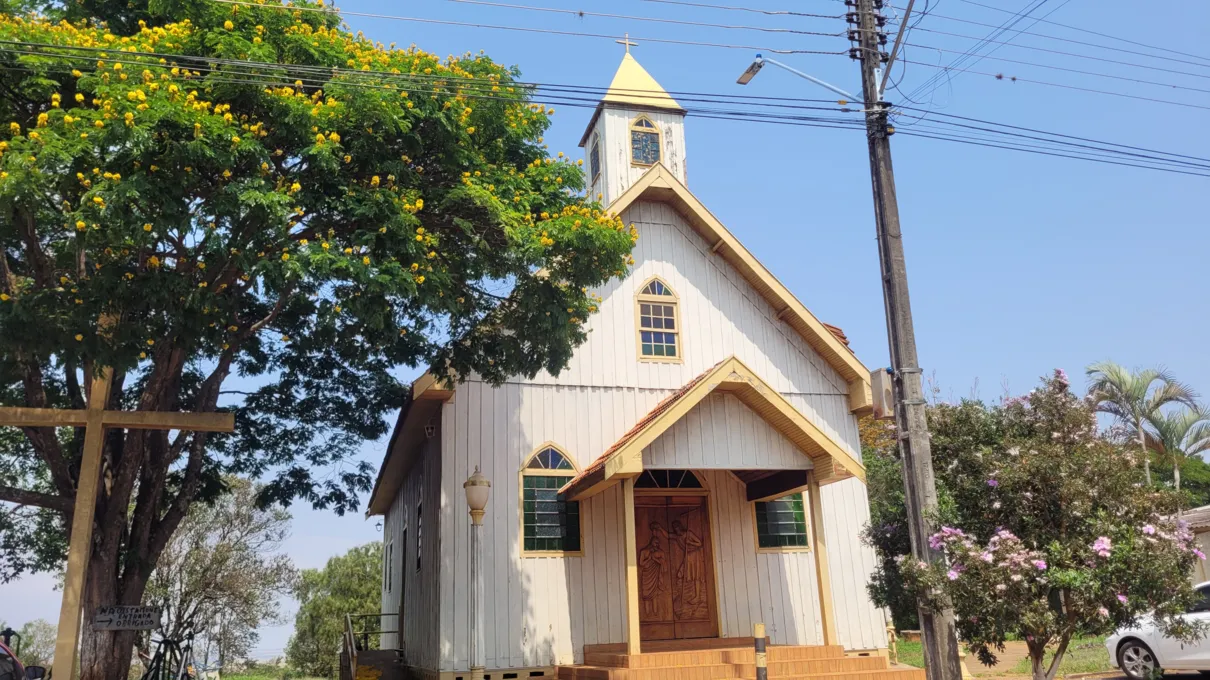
[848,2,963,680]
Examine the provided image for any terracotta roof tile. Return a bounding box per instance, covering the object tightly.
[822,322,850,347]
[563,360,724,491]
[1185,504,1210,531]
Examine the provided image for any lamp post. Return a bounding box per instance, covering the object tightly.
[736,53,859,102]
[463,467,491,676]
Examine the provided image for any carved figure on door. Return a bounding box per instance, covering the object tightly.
[639,523,667,618]
[670,519,707,618]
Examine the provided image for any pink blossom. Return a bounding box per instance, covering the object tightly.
[1117,594,1128,604]
[947,570,961,581]
[988,479,999,488]
[1032,560,1048,570]
[995,584,1007,592]
[1098,607,1110,618]
[1092,536,1113,558]
[1195,548,1207,561]
[1142,525,1156,535]
[981,552,994,563]
[1055,368,1070,386]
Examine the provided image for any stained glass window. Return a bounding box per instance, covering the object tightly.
[755,493,809,549]
[590,136,601,181]
[631,117,660,165]
[522,447,581,553]
[634,469,703,489]
[637,278,680,360]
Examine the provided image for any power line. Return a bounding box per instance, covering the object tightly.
[4,41,1206,176]
[897,56,1210,111]
[952,0,1210,66]
[446,0,846,37]
[898,41,1210,94]
[635,0,844,19]
[887,7,1210,71]
[906,0,1057,103]
[208,0,846,55]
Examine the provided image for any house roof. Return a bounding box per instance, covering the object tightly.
[1186,504,1210,532]
[610,163,873,414]
[559,356,865,501]
[366,374,453,516]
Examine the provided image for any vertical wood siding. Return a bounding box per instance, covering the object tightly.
[380,423,443,668]
[698,470,824,646]
[645,393,812,470]
[590,107,687,205]
[403,195,886,671]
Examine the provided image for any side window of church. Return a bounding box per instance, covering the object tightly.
[590,135,601,181]
[384,540,393,593]
[630,117,660,165]
[522,446,582,554]
[637,278,680,361]
[754,493,809,549]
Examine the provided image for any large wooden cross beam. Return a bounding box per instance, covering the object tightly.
[0,367,234,679]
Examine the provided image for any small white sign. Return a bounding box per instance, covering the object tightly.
[93,606,160,631]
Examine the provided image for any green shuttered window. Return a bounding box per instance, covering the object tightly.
[755,493,809,549]
[522,446,581,554]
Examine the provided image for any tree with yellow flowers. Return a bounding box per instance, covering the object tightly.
[0,1,635,677]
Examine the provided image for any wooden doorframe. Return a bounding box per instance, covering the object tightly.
[632,486,721,641]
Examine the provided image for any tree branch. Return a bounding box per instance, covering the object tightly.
[0,484,74,513]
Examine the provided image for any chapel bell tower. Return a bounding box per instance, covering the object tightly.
[579,40,687,207]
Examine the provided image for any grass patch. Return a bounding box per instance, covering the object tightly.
[896,640,925,668]
[1009,637,1113,677]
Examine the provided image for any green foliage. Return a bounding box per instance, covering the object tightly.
[893,371,1203,680]
[0,618,56,667]
[285,542,381,678]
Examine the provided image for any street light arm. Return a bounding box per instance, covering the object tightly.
[757,56,859,102]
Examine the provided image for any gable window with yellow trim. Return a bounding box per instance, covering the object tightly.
[521,445,582,555]
[630,116,661,165]
[636,278,681,362]
[754,492,810,551]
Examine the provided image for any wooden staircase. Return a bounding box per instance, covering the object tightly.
[557,639,926,680]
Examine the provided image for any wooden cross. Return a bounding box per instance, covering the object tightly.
[616,33,637,54]
[0,366,234,679]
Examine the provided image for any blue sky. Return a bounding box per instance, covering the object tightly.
[5,0,1209,661]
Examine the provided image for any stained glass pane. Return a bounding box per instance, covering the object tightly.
[755,493,809,549]
[634,118,655,128]
[631,130,660,165]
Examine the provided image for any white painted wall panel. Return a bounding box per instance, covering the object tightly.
[645,393,812,470]
[380,423,442,668]
[820,477,889,650]
[588,107,688,205]
[698,470,825,646]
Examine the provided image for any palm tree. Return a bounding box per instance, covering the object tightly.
[1146,406,1210,509]
[1086,362,1198,485]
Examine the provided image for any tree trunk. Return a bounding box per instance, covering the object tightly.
[1176,461,1184,516]
[1029,648,1047,680]
[1139,419,1151,486]
[78,531,149,680]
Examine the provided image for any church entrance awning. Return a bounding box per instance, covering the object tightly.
[559,356,866,502]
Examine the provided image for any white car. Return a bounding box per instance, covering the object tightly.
[1107,581,1210,679]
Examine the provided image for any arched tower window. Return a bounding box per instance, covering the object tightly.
[636,277,681,362]
[630,116,661,165]
[521,444,582,555]
[589,133,602,183]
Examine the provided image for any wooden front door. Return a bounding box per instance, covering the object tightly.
[634,494,719,640]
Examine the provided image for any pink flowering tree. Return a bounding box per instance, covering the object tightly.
[898,371,1205,680]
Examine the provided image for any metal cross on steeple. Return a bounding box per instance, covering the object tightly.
[616,33,637,54]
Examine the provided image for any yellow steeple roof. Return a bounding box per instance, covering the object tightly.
[601,53,684,112]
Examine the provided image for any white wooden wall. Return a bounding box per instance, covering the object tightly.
[413,196,887,672]
[646,393,812,471]
[380,427,443,668]
[698,469,825,646]
[588,107,687,205]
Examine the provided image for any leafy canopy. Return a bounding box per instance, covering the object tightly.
[893,372,1204,680]
[0,0,635,526]
[286,541,381,678]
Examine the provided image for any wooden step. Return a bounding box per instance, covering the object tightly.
[584,644,848,668]
[558,666,922,680]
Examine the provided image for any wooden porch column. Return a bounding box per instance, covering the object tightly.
[808,473,840,645]
[622,477,642,655]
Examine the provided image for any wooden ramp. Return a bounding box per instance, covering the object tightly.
[557,639,926,680]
